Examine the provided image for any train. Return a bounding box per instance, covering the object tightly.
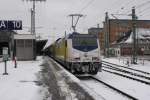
[44,32,102,75]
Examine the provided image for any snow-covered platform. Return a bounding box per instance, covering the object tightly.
[42,56,103,100]
[0,56,103,100]
[0,57,43,100]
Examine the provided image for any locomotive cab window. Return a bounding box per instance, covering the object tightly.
[72,35,98,52]
[72,37,97,46]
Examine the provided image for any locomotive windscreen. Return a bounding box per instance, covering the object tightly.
[72,34,98,52]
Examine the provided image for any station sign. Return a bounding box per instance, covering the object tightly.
[0,20,22,30]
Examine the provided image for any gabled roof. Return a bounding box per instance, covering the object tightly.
[116,28,150,44]
[116,30,131,43]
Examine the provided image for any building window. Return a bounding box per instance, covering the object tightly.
[25,40,33,47]
[17,40,24,47]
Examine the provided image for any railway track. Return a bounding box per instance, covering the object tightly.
[102,61,150,75]
[80,76,138,100]
[102,61,150,85]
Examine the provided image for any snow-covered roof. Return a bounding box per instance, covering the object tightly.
[124,32,132,43]
[117,28,150,44]
[136,28,150,39]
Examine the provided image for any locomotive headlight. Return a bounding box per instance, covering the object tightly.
[73,53,80,61]
[74,57,80,60]
[92,57,99,61]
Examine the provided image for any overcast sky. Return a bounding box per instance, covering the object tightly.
[0,0,149,40]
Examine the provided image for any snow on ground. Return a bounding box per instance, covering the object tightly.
[0,57,48,100]
[47,57,104,100]
[82,79,129,100]
[100,56,150,100]
[1,55,150,100]
[95,71,150,100]
[102,56,150,73]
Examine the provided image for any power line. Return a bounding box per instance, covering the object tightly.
[124,0,150,14]
[111,0,123,7]
[139,10,150,17]
[96,0,135,20]
[114,0,134,13]
[138,6,150,15]
[79,0,95,13]
[136,1,150,8]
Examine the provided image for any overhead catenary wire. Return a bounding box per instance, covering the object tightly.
[69,0,150,32]
[139,11,150,18]
[79,0,95,13]
[124,0,150,14]
[113,0,134,14]
[138,6,150,15]
[134,1,150,18]
[95,0,136,20]
[136,1,150,9]
[68,0,96,32]
[108,0,150,20]
[104,0,136,20]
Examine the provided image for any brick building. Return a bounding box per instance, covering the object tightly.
[14,34,36,60]
[111,28,150,56]
[101,19,150,50]
[88,27,103,52]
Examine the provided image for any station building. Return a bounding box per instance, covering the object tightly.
[0,30,36,61]
[0,30,16,58]
[14,34,36,60]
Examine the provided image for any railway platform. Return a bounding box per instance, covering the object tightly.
[0,56,103,100]
[42,56,103,100]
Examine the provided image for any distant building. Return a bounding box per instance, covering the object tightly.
[88,27,103,37]
[0,30,38,60]
[102,19,150,51]
[0,30,17,59]
[14,34,36,60]
[111,28,150,56]
[88,27,103,53]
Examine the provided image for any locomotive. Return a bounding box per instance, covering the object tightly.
[45,32,102,75]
